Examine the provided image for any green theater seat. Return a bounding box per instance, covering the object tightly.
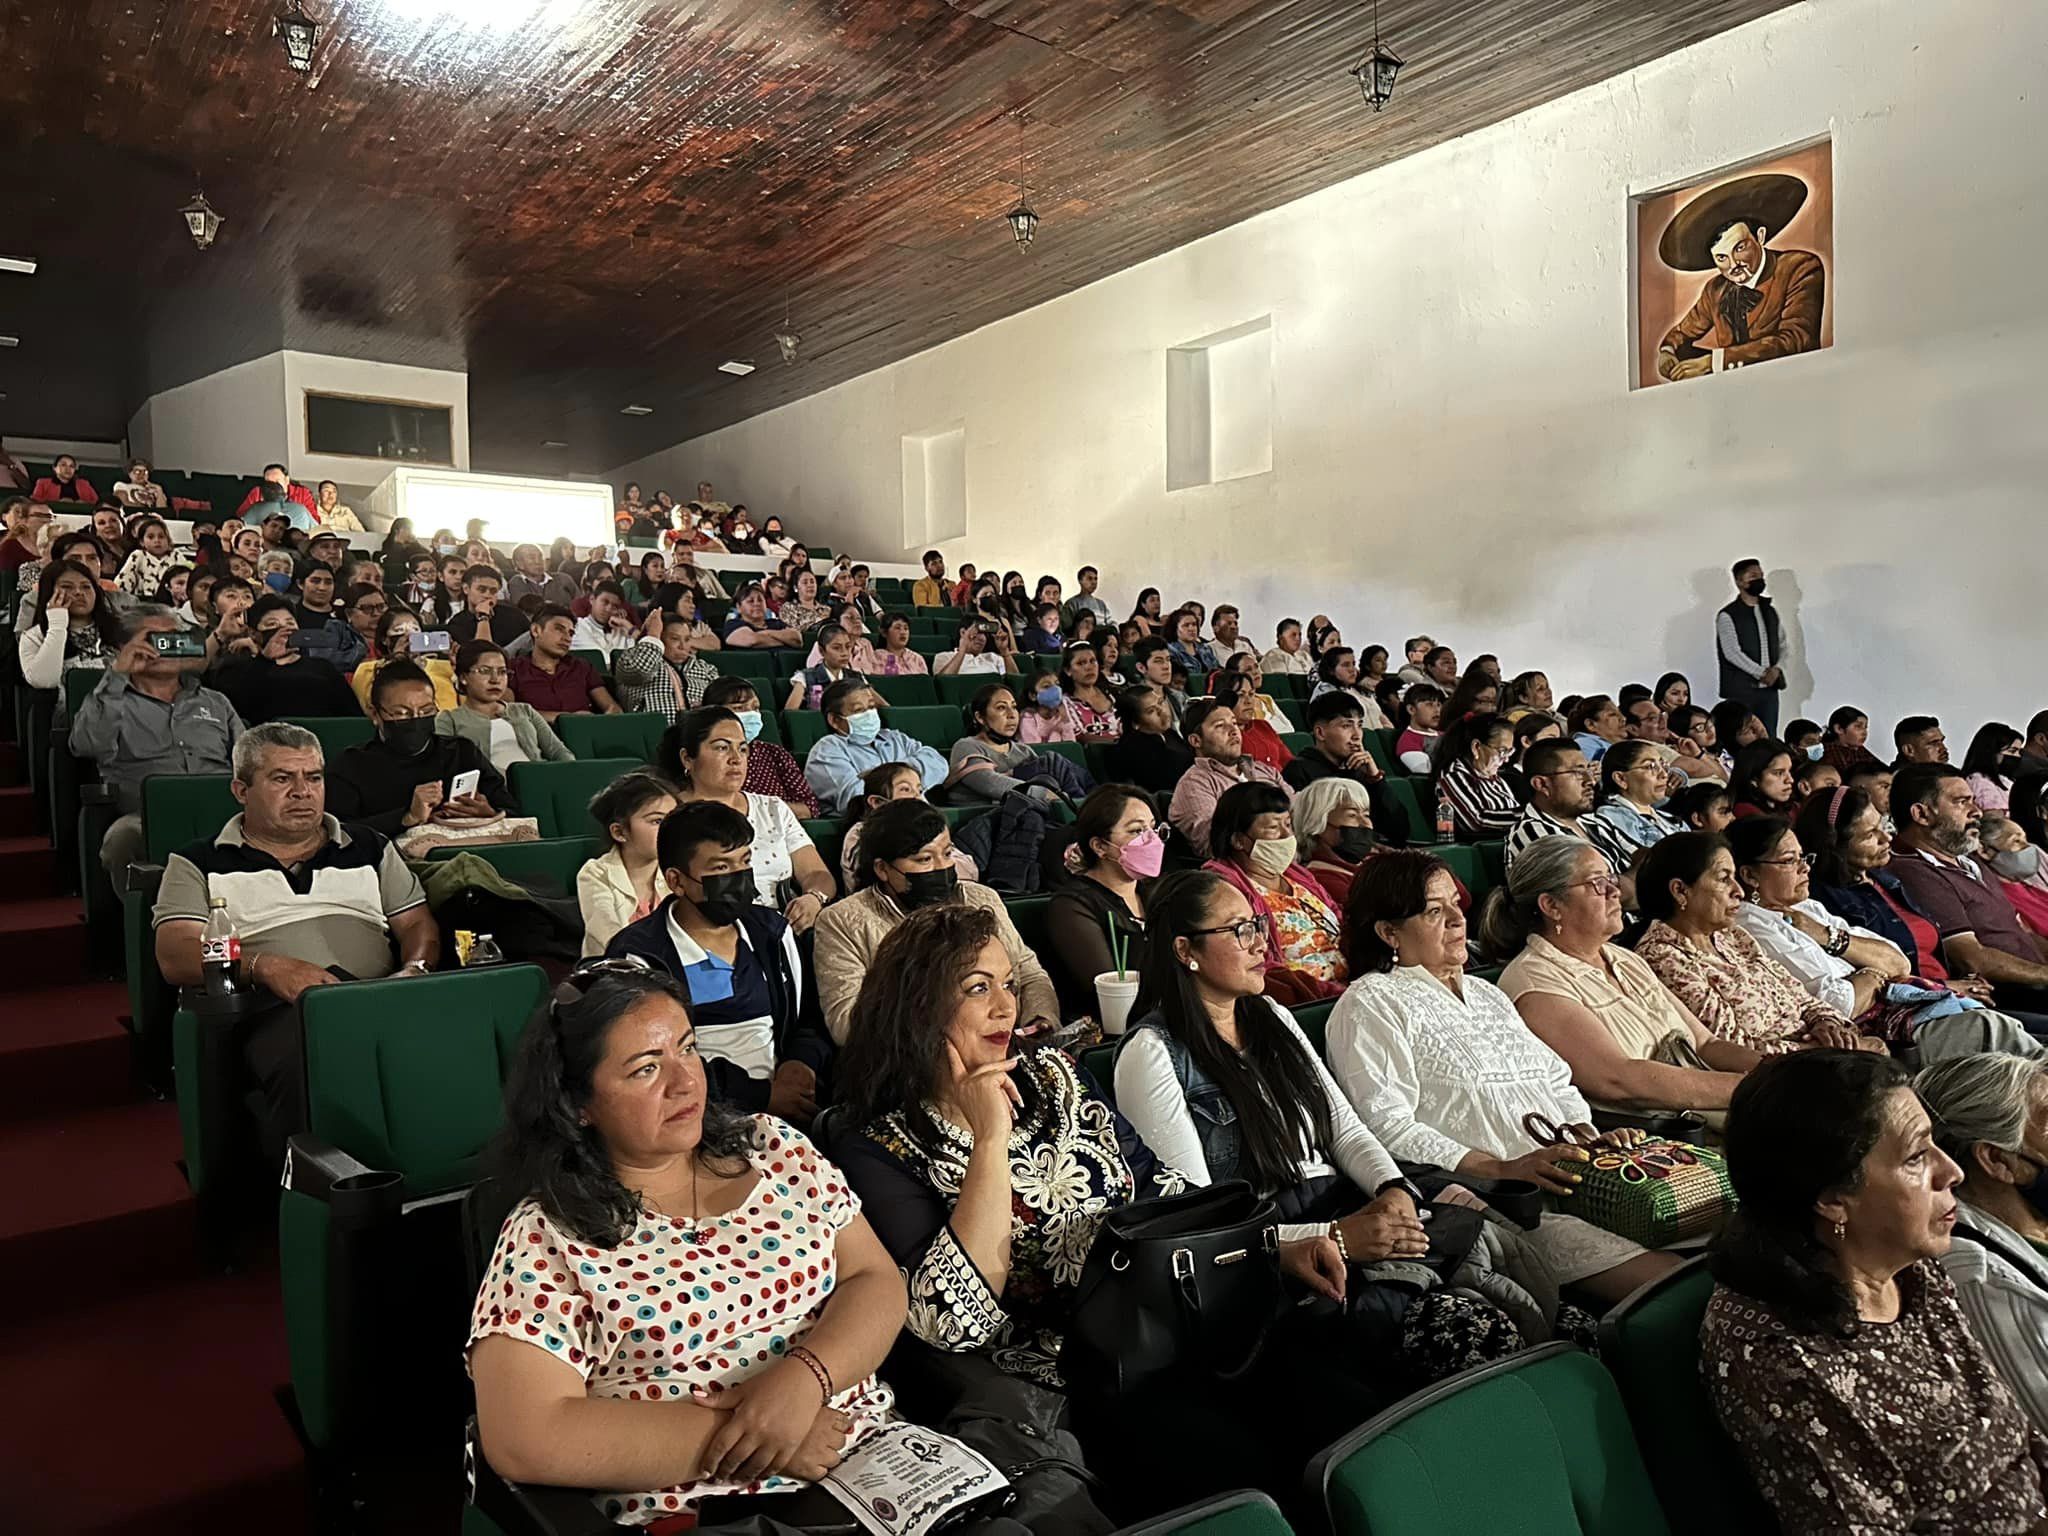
[279,966,550,1472]
[1600,1257,1773,1536]
[124,776,240,1086]
[424,836,601,896]
[508,758,636,838]
[1120,1490,1296,1534]
[552,712,664,762]
[1306,1344,1670,1536]
[284,714,375,761]
[568,648,610,677]
[782,709,830,758]
[871,674,938,707]
[1379,776,1424,833]
[890,704,968,753]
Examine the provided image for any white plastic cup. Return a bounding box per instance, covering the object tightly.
[1094,971,1141,1037]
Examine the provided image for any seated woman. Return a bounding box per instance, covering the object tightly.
[1212,671,1291,772]
[1441,666,1500,724]
[18,559,119,701]
[1393,684,1446,773]
[1728,739,1796,820]
[946,684,1067,804]
[1045,784,1160,1017]
[1215,652,1294,730]
[1966,723,2027,815]
[1917,1053,2048,1434]
[437,640,574,775]
[352,606,459,712]
[1102,685,1193,797]
[838,762,978,893]
[1584,739,1682,856]
[469,963,904,1527]
[1665,705,1730,783]
[784,621,870,712]
[1709,701,1767,772]
[868,612,928,676]
[1652,672,1690,716]
[1981,815,2048,939]
[1058,641,1120,743]
[1432,711,1521,841]
[1731,814,2043,1065]
[779,568,831,635]
[671,677,820,818]
[1202,782,1346,1003]
[576,770,679,957]
[812,797,1058,1044]
[1328,850,1679,1305]
[1311,646,1392,729]
[1821,705,1884,779]
[1491,837,1758,1113]
[1117,869,1533,1375]
[1635,831,1885,1059]
[1799,784,1982,989]
[1293,776,1379,909]
[1164,606,1217,678]
[1702,1049,2048,1533]
[210,597,361,723]
[669,707,835,932]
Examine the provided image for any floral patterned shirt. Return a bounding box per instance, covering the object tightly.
[1703,1262,2048,1534]
[836,1048,1186,1385]
[467,1117,893,1523]
[1634,918,1844,1055]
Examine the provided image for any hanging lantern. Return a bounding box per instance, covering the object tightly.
[773,328,801,365]
[276,1,319,73]
[1349,0,1403,110]
[179,189,225,250]
[1005,198,1040,249]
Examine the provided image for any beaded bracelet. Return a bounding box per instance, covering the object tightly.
[1328,1222,1350,1263]
[787,1344,833,1403]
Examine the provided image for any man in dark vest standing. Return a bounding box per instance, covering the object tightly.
[1716,557,1785,734]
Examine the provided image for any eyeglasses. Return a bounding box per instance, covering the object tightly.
[1754,852,1818,870]
[1190,916,1270,952]
[1539,766,1599,782]
[1565,875,1623,898]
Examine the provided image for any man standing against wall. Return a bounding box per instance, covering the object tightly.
[1716,557,1785,734]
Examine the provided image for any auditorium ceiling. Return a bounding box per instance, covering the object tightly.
[0,0,1798,474]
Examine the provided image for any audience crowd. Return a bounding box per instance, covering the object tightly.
[17,480,2048,1533]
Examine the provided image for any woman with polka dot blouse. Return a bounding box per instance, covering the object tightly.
[467,961,905,1527]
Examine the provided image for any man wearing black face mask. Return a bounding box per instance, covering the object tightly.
[607,800,831,1122]
[326,662,509,837]
[1717,556,1787,734]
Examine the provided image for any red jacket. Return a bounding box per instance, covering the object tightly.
[31,476,98,505]
[236,481,321,519]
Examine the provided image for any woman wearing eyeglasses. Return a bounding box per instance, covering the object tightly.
[469,962,910,1526]
[1728,816,2047,1067]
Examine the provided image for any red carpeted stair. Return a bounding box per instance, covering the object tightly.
[0,783,309,1534]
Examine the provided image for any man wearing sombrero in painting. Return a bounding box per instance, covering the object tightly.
[1655,172,1825,382]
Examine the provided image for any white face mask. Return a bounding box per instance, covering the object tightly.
[1247,836,1296,880]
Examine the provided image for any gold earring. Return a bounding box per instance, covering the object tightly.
[1832,1220,1845,1240]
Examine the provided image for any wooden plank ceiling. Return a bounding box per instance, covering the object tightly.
[0,0,1797,475]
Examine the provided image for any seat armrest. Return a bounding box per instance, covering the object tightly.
[467,1417,616,1536]
[284,1134,402,1215]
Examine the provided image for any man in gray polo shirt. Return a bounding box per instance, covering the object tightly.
[154,722,439,1164]
[70,604,242,893]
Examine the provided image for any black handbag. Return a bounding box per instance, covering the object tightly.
[1589,1105,1711,1145]
[1059,1180,1280,1401]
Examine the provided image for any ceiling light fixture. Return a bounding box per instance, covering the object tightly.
[1349,0,1404,111]
[620,404,653,416]
[773,289,800,365]
[718,360,756,376]
[1003,111,1039,249]
[276,1,319,72]
[0,256,37,276]
[0,336,18,349]
[179,188,225,250]
[541,439,568,448]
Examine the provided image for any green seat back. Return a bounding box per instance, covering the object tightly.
[284,715,374,759]
[1292,997,1334,1057]
[144,774,239,862]
[1121,1490,1295,1535]
[871,674,938,707]
[1600,1259,1772,1536]
[1036,741,1088,773]
[1478,838,1507,892]
[425,835,602,895]
[890,704,967,753]
[568,648,610,677]
[717,648,780,679]
[936,673,1013,710]
[1364,729,1398,775]
[1006,894,1052,959]
[64,666,101,719]
[508,758,635,838]
[553,712,664,762]
[803,817,848,876]
[1077,1042,1116,1103]
[1380,776,1424,834]
[783,709,831,758]
[1279,731,1311,756]
[1314,1345,1669,1536]
[1436,842,1483,896]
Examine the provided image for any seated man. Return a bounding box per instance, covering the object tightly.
[802,678,949,815]
[1167,696,1291,856]
[616,610,723,720]
[1622,695,1719,785]
[604,800,830,1120]
[1895,715,1950,767]
[1209,603,1258,663]
[718,582,801,649]
[71,604,243,893]
[812,796,1058,1043]
[234,463,319,525]
[507,604,618,722]
[153,722,438,1164]
[445,563,529,647]
[933,614,1020,675]
[1128,636,1185,725]
[327,660,510,837]
[1890,764,2048,1010]
[288,559,367,668]
[1282,690,1411,844]
[910,549,949,609]
[1504,737,1623,874]
[209,596,362,723]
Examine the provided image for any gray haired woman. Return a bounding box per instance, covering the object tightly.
[1917,1053,2048,1433]
[1291,774,1377,908]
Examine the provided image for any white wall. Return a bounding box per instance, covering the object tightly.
[125,349,469,499]
[611,0,2048,735]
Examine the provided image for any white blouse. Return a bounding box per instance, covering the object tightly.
[742,790,817,905]
[1731,898,1883,1017]
[1326,966,1590,1169]
[1113,1003,1401,1241]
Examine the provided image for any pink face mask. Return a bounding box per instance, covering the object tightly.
[1116,827,1166,879]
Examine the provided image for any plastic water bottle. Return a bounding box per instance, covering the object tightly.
[465,933,505,968]
[201,897,242,995]
[1435,784,1457,845]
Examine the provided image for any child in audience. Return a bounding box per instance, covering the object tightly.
[1395,683,1446,772]
[576,770,679,957]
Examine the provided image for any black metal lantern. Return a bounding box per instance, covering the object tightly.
[1005,198,1040,249]
[179,189,224,250]
[774,328,801,364]
[277,1,319,73]
[1350,1,1403,110]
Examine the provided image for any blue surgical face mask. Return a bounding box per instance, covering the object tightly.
[1036,684,1064,709]
[264,571,292,593]
[1806,742,1825,761]
[734,709,764,743]
[846,708,882,746]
